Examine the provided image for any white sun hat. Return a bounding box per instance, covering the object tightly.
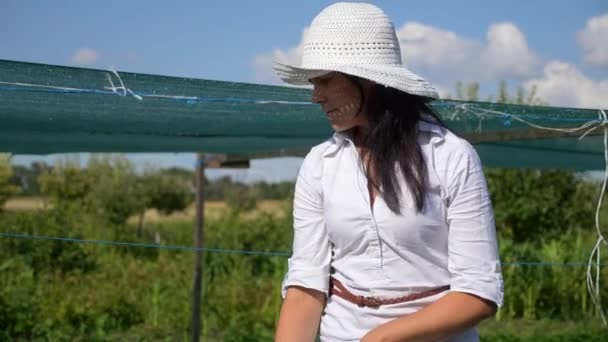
[274,2,439,100]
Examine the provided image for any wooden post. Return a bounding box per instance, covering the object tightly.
[191,153,205,342]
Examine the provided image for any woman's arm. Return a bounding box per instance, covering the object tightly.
[361,291,496,342]
[275,286,326,342]
[362,141,501,342]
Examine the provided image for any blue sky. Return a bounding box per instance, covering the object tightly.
[3,0,607,180]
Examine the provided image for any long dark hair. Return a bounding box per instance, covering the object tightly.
[348,76,446,215]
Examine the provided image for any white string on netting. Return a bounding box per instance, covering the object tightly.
[461,104,608,325]
[0,69,315,105]
[587,109,608,326]
[104,69,143,100]
[458,103,604,135]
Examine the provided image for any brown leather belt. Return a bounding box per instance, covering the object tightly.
[329,277,450,307]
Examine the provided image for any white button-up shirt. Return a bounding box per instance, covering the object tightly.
[282,121,504,342]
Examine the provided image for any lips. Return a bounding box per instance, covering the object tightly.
[326,109,338,120]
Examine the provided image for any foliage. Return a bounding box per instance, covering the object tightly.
[0,202,293,340]
[0,209,98,275]
[138,170,193,216]
[0,154,21,210]
[449,80,545,105]
[134,169,194,236]
[37,155,195,230]
[203,176,294,211]
[86,155,145,226]
[38,157,93,209]
[485,169,595,242]
[225,186,258,212]
[0,204,606,339]
[12,160,294,209]
[479,319,608,341]
[8,161,52,196]
[497,229,607,321]
[205,176,294,202]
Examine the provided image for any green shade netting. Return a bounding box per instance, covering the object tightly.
[0,59,605,170]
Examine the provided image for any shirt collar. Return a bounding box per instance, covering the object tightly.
[321,131,350,157]
[417,118,445,145]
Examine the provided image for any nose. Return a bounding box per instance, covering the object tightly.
[311,86,327,104]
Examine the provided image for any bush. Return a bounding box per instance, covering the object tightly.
[225,188,258,212]
[0,154,21,210]
[486,169,595,242]
[0,210,97,275]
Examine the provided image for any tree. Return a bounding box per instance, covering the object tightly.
[38,157,91,207]
[135,169,194,237]
[0,155,20,210]
[486,169,594,242]
[86,155,144,227]
[10,162,52,196]
[449,80,544,105]
[39,155,144,228]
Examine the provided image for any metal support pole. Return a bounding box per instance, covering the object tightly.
[191,153,205,342]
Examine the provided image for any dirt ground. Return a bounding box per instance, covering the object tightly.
[2,197,290,223]
[2,196,49,210]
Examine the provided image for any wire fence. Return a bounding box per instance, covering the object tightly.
[2,231,606,267]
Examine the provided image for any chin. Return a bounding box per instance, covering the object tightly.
[332,124,352,132]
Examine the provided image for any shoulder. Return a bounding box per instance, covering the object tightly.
[299,136,340,180]
[432,126,482,173]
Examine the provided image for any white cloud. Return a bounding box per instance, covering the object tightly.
[523,61,608,109]
[577,13,608,67]
[480,23,541,78]
[255,21,541,84]
[70,47,99,66]
[253,28,309,84]
[398,22,480,70]
[397,22,541,82]
[253,21,607,110]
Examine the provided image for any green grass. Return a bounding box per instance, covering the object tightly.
[479,319,608,341]
[1,206,607,340]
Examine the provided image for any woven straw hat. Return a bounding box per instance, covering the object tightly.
[274,2,439,99]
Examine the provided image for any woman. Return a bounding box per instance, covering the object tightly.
[274,3,503,342]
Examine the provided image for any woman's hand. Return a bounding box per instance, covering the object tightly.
[360,328,391,342]
[360,292,496,342]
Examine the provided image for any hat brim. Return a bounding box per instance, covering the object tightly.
[274,62,439,100]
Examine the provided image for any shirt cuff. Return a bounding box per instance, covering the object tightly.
[281,260,330,298]
[449,272,504,307]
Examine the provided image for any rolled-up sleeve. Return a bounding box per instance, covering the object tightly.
[281,152,332,298]
[446,142,504,306]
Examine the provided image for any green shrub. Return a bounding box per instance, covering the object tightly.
[486,169,595,242]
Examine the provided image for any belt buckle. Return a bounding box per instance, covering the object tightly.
[357,295,382,307]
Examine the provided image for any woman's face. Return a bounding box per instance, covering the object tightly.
[310,72,370,132]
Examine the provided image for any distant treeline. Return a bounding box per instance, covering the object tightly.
[9,159,295,201]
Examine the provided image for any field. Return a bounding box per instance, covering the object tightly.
[3,196,289,222]
[1,196,607,341]
[3,196,49,211]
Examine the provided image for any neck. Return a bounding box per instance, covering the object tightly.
[352,125,369,147]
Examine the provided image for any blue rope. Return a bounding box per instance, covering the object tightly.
[0,232,290,256]
[501,261,607,268]
[0,85,314,106]
[0,85,597,123]
[2,232,607,267]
